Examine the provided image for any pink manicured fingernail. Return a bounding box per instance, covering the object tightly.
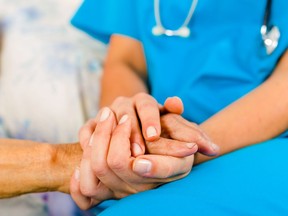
[132,143,143,156]
[119,114,128,124]
[74,168,80,181]
[100,107,110,122]
[146,126,157,138]
[134,159,152,175]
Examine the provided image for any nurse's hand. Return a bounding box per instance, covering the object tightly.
[79,94,219,157]
[70,110,195,210]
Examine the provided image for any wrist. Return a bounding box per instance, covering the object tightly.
[49,143,82,193]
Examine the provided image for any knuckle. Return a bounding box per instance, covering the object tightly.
[137,101,155,111]
[161,114,177,126]
[107,157,126,171]
[80,186,96,198]
[113,96,128,105]
[92,163,108,178]
[79,180,97,197]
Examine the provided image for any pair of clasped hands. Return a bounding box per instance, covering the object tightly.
[70,93,220,209]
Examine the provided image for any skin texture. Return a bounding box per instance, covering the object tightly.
[71,109,199,209]
[71,96,219,209]
[71,34,288,209]
[0,112,203,199]
[0,139,82,198]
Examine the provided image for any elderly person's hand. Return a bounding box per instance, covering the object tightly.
[70,109,196,209]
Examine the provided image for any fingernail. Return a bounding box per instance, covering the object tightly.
[99,107,110,122]
[134,159,152,175]
[119,114,128,124]
[88,135,94,146]
[187,142,198,151]
[210,142,220,152]
[74,168,80,181]
[132,143,143,156]
[186,143,196,149]
[146,126,157,138]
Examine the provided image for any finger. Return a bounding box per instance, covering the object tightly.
[173,116,220,155]
[134,93,161,141]
[70,168,99,210]
[107,115,138,185]
[79,148,100,198]
[79,145,115,201]
[132,154,194,180]
[90,108,132,197]
[110,97,145,157]
[161,114,220,156]
[145,137,198,157]
[78,119,97,149]
[161,96,184,115]
[80,155,114,202]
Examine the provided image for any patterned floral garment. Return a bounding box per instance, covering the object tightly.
[0,0,106,215]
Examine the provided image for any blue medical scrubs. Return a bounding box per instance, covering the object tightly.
[72,0,288,215]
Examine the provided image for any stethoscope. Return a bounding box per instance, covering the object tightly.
[261,0,280,54]
[152,0,280,55]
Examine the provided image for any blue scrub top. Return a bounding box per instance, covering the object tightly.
[72,0,288,124]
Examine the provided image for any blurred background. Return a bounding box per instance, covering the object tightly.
[0,0,106,215]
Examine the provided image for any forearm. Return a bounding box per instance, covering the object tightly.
[100,62,148,107]
[99,35,148,107]
[195,51,288,164]
[0,139,82,198]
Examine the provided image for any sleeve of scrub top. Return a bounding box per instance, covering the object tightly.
[71,0,139,44]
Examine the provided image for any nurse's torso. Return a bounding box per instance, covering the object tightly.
[135,0,288,123]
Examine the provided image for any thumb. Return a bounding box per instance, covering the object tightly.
[161,96,184,115]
